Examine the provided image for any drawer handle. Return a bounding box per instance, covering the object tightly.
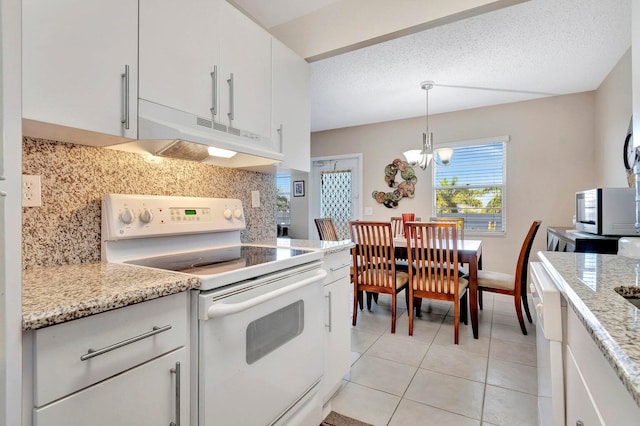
[170,361,181,426]
[80,325,172,361]
[325,291,332,332]
[330,263,351,272]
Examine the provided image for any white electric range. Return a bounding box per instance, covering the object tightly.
[101,194,327,426]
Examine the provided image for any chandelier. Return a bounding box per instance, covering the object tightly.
[403,81,453,169]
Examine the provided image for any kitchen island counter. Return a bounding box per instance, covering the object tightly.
[22,262,199,331]
[538,251,640,407]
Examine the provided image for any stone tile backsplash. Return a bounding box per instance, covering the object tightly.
[22,137,277,268]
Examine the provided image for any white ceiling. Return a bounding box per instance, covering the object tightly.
[234,0,631,132]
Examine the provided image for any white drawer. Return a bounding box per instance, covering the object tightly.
[33,292,188,406]
[323,250,351,284]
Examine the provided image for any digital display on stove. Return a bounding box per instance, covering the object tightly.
[184,209,197,215]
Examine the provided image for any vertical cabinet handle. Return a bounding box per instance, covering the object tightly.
[277,124,284,152]
[325,291,332,332]
[121,65,130,130]
[227,73,234,122]
[170,361,181,426]
[210,66,218,118]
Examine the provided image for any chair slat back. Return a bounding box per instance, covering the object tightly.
[429,217,464,240]
[315,218,339,241]
[391,216,422,237]
[406,222,460,296]
[390,217,403,237]
[350,221,396,289]
[515,220,542,295]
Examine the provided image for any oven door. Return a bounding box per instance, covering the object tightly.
[196,263,326,426]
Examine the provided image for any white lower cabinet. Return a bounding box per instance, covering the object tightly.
[564,306,640,425]
[321,249,352,404]
[23,293,190,426]
[34,348,188,426]
[565,345,603,426]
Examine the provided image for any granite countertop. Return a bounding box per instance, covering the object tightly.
[23,262,200,331]
[538,251,640,406]
[269,238,354,255]
[22,239,352,332]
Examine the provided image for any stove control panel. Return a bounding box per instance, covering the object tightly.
[102,194,245,240]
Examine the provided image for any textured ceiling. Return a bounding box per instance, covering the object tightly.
[234,0,631,132]
[231,0,341,28]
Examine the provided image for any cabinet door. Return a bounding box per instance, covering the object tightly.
[219,1,272,141]
[565,346,604,426]
[139,0,220,119]
[34,348,188,426]
[322,276,351,404]
[22,0,137,138]
[272,39,311,172]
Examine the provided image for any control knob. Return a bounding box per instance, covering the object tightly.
[233,208,243,219]
[223,209,232,219]
[139,208,153,224]
[120,208,135,225]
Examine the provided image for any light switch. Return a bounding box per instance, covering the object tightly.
[364,207,373,216]
[251,190,260,208]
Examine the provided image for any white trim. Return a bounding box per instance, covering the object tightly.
[435,134,510,149]
[0,0,23,424]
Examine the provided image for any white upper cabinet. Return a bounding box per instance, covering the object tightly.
[138,0,276,156]
[218,1,273,144]
[272,38,311,172]
[22,0,138,139]
[139,0,220,119]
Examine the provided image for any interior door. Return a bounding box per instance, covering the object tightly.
[310,155,362,240]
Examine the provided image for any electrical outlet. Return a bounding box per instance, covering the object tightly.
[251,190,260,208]
[22,175,42,207]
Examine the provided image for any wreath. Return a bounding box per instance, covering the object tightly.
[372,158,417,208]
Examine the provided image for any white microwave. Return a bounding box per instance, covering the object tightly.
[575,188,637,236]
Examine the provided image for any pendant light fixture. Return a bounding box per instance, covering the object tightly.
[404,81,453,169]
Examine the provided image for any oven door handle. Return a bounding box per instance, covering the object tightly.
[204,269,327,320]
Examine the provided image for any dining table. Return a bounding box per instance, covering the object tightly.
[393,237,483,339]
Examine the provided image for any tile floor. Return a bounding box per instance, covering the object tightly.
[326,290,538,426]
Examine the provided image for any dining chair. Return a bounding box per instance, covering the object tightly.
[315,218,340,241]
[429,216,465,240]
[349,221,409,333]
[391,216,422,238]
[317,217,382,308]
[405,222,468,343]
[429,217,466,276]
[391,215,421,273]
[476,220,542,335]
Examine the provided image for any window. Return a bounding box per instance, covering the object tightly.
[433,137,507,234]
[276,174,291,226]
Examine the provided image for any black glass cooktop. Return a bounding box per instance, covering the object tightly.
[124,245,313,276]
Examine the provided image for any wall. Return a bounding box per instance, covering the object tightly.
[595,48,633,187]
[22,137,277,268]
[312,92,597,273]
[288,171,310,239]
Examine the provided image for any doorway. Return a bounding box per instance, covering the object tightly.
[309,154,362,240]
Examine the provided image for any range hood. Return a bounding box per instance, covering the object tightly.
[107,99,283,171]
